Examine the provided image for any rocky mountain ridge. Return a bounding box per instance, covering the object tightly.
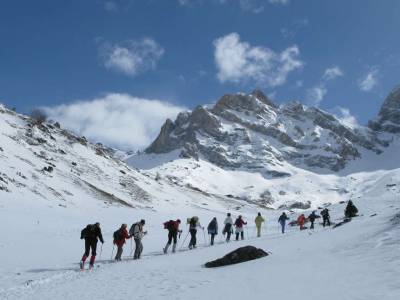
[146,88,399,175]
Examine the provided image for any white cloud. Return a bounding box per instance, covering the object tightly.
[358,69,379,92]
[269,0,289,5]
[323,66,344,81]
[99,38,164,76]
[44,94,185,150]
[213,32,303,87]
[333,107,359,128]
[306,85,327,106]
[239,0,265,13]
[104,1,118,12]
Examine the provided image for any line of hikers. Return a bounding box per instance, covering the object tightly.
[78,201,359,269]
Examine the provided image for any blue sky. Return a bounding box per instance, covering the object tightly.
[1,0,400,150]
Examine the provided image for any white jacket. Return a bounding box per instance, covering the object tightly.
[224,217,233,225]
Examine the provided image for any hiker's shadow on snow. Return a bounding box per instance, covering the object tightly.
[25,267,77,273]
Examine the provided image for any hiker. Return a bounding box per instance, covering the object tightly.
[113,224,131,261]
[297,214,306,230]
[308,211,319,230]
[278,212,289,234]
[223,213,234,242]
[321,208,331,227]
[234,215,247,240]
[188,216,203,249]
[130,220,147,260]
[255,212,265,237]
[80,222,104,270]
[207,217,218,246]
[345,200,358,218]
[163,219,182,254]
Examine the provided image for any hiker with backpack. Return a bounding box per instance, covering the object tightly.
[234,215,247,240]
[187,216,203,250]
[129,220,147,260]
[163,219,182,254]
[345,200,358,218]
[113,224,131,261]
[321,208,331,227]
[297,214,306,230]
[80,222,104,270]
[255,212,265,237]
[308,211,319,230]
[207,217,218,246]
[223,213,234,242]
[278,212,289,234]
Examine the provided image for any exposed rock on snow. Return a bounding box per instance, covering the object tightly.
[205,246,268,268]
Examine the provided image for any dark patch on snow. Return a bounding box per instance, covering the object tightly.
[390,213,400,226]
[205,246,268,268]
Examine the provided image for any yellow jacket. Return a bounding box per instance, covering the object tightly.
[255,216,265,227]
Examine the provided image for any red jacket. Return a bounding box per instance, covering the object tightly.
[297,215,306,225]
[234,218,247,228]
[114,228,130,247]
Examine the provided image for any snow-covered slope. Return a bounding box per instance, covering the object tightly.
[1,85,400,300]
[1,171,400,299]
[127,87,400,209]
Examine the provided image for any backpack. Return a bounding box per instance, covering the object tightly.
[164,220,173,230]
[113,228,122,241]
[129,223,139,236]
[81,224,93,239]
[189,218,197,227]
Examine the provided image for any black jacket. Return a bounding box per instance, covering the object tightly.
[81,224,104,243]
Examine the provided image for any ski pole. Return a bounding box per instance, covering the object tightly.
[111,245,115,260]
[246,226,249,239]
[99,243,103,260]
[202,228,206,246]
[130,238,134,256]
[179,231,189,250]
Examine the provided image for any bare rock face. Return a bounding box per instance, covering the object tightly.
[204,246,268,268]
[369,85,400,133]
[145,89,389,173]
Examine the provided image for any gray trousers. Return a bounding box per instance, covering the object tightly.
[134,238,143,259]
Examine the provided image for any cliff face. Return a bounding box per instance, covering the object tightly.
[146,90,387,174]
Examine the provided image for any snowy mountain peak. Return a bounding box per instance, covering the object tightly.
[144,90,385,173]
[369,84,400,133]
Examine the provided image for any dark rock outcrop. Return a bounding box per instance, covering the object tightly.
[369,85,400,133]
[204,246,268,268]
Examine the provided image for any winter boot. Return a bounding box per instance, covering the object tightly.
[80,261,85,270]
[89,255,96,269]
[163,243,170,254]
[172,243,177,253]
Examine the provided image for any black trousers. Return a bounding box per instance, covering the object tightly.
[84,239,97,257]
[189,229,197,247]
[167,231,178,244]
[310,221,315,229]
[210,234,216,245]
[323,217,331,227]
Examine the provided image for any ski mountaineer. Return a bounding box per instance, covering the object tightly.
[113,224,131,261]
[345,200,358,218]
[321,208,331,227]
[207,217,218,246]
[297,214,306,230]
[80,222,104,270]
[308,211,319,230]
[255,212,265,237]
[223,213,234,242]
[163,219,182,254]
[234,215,247,240]
[129,220,147,260]
[278,212,289,234]
[188,216,203,250]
